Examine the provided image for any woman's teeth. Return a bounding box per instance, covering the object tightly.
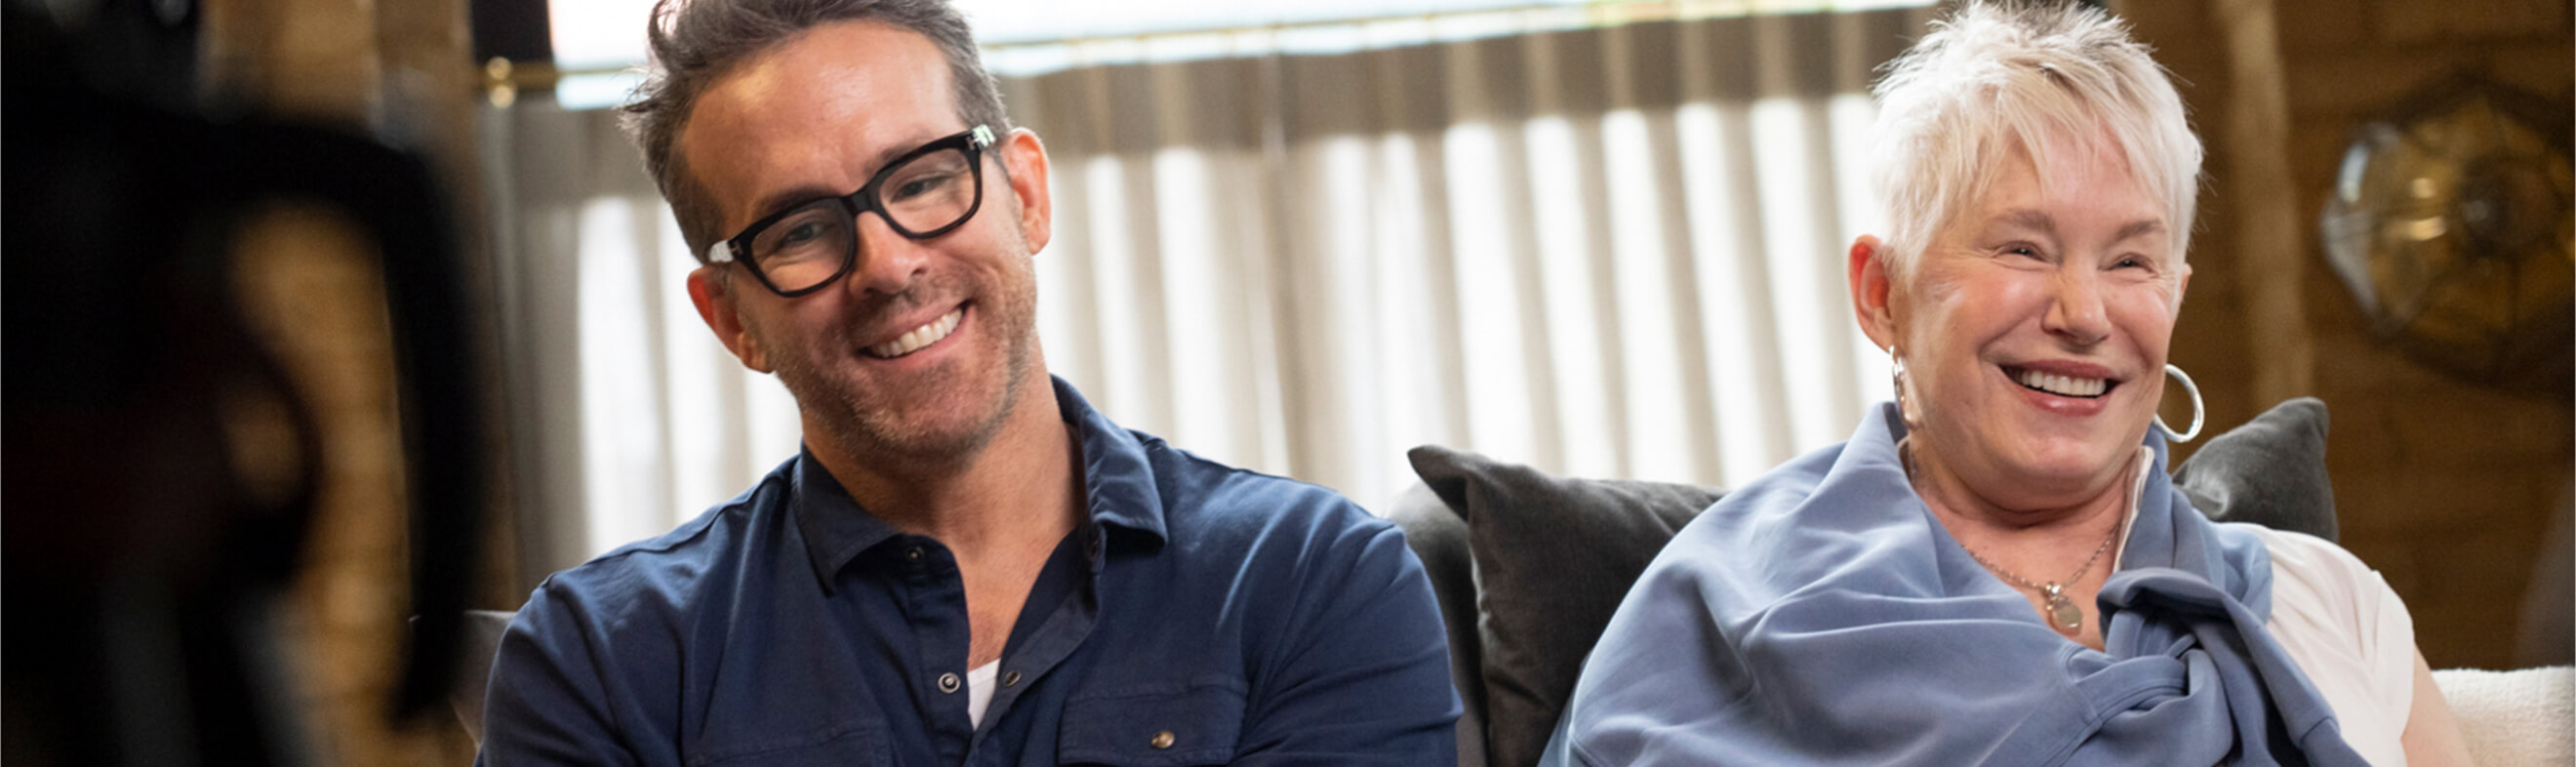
[865,308,963,359]
[2014,368,2108,398]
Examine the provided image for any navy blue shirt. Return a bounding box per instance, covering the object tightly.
[478,379,1460,766]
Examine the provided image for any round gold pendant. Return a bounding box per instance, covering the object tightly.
[2045,592,2084,631]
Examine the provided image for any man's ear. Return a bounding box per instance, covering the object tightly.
[1848,235,1902,351]
[997,128,1052,253]
[688,265,772,373]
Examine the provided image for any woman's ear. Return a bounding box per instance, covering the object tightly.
[1849,235,1902,350]
[2172,261,2193,312]
[688,265,772,374]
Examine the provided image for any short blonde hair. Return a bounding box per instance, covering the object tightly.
[1867,0,2202,280]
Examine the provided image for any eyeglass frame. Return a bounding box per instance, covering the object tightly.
[705,124,998,297]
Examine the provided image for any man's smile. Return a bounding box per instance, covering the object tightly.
[864,305,966,359]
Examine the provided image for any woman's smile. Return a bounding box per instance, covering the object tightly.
[2002,365,2113,398]
[1886,136,2189,509]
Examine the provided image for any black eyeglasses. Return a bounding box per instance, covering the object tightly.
[707,125,996,297]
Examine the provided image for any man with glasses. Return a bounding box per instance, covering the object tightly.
[475,0,1461,764]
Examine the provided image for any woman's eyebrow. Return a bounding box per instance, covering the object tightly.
[2112,220,2166,242]
[1991,208,2056,236]
[1985,211,2165,244]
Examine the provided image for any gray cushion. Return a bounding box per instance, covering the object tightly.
[1386,482,1490,767]
[1407,447,1721,767]
[2172,397,2337,542]
[1405,397,2339,767]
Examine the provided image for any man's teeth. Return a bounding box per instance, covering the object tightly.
[2016,368,2108,398]
[866,308,962,359]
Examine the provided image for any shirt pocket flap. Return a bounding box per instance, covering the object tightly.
[1057,678,1246,766]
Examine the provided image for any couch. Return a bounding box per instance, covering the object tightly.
[1387,398,2571,767]
[450,400,2571,765]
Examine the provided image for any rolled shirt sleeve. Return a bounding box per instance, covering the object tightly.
[478,583,665,767]
[1234,521,1462,765]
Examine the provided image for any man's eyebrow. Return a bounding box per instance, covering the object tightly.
[736,131,955,233]
[869,133,931,172]
[743,184,847,232]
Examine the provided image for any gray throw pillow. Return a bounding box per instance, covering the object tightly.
[2172,397,2337,542]
[1406,446,1721,767]
[1408,397,2337,767]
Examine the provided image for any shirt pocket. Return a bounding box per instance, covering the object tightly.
[690,719,892,767]
[1057,676,1246,766]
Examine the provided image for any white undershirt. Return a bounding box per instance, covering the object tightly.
[2110,449,2417,765]
[2240,525,2417,766]
[966,660,1001,728]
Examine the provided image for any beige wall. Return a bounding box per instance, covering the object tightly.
[2127,0,2573,669]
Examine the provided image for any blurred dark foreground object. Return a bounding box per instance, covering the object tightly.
[2,2,491,764]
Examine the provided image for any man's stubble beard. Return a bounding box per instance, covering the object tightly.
[768,247,1042,472]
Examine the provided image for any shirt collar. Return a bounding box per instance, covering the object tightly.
[1054,376,1169,547]
[790,376,1170,592]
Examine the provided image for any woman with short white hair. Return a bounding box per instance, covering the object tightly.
[1540,3,2473,764]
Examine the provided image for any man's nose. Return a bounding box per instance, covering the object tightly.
[845,212,930,296]
[2043,268,2112,345]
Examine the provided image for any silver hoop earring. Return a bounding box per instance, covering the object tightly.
[1888,349,1903,396]
[1890,348,1917,425]
[2153,363,2204,443]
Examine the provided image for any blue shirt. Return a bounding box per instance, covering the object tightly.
[478,379,1460,766]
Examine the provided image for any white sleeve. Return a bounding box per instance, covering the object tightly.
[2240,524,2417,766]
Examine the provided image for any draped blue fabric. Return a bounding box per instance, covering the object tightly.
[1539,403,2365,766]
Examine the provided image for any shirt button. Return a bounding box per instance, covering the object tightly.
[905,546,925,561]
[937,672,961,693]
[1149,731,1176,749]
[1001,670,1022,687]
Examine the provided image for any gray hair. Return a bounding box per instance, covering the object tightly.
[621,0,1012,262]
[1868,0,2202,284]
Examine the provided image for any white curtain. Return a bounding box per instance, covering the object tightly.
[485,8,1930,586]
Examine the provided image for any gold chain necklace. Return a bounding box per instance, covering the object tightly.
[1901,438,2121,633]
[1959,527,2118,632]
